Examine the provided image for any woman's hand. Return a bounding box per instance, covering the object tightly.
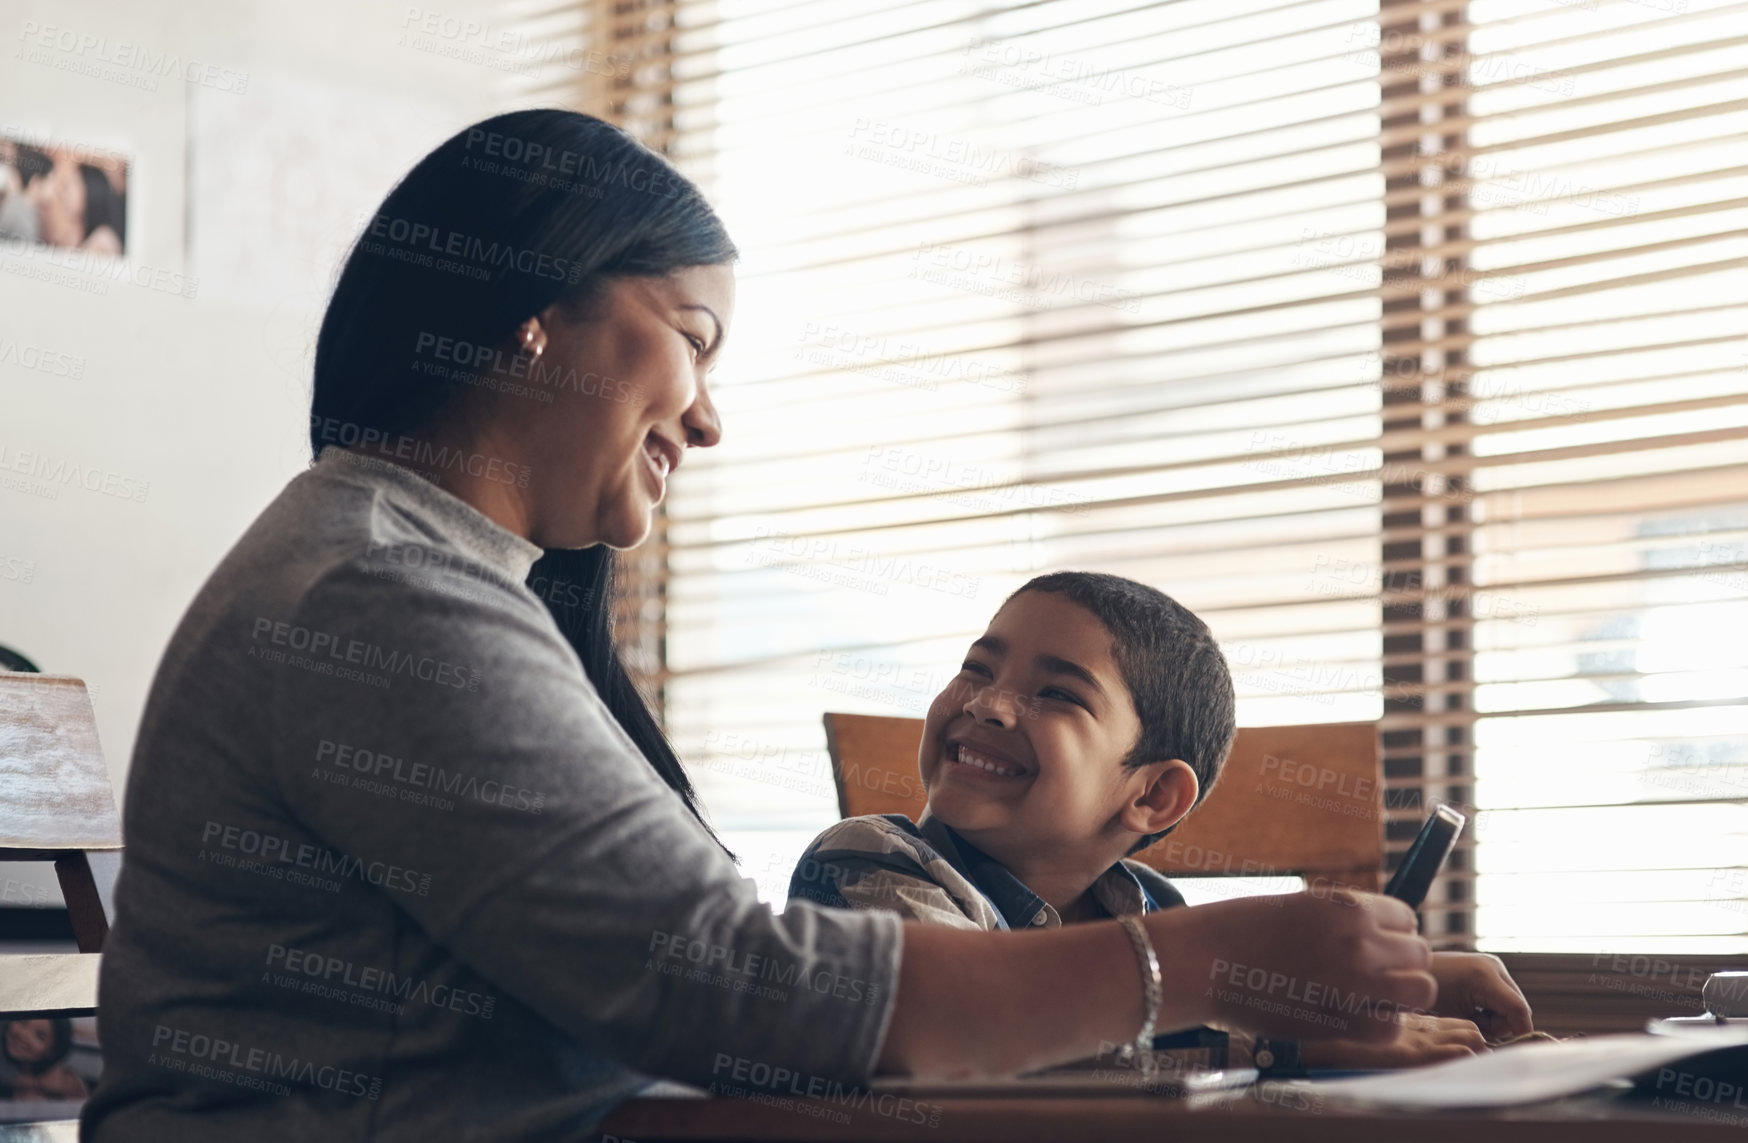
[877,889,1436,1079]
[1299,1010,1489,1069]
[1428,951,1534,1041]
[1186,889,1436,1045]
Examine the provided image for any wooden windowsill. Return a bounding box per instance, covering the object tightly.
[1496,952,1743,1036]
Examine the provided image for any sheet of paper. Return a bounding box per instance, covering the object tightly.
[1272,1027,1748,1110]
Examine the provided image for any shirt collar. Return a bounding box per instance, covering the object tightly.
[916,812,1156,929]
[312,445,546,581]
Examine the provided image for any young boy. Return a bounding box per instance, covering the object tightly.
[791,571,1532,1070]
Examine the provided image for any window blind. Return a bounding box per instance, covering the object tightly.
[1377,0,1748,953]
[572,0,1748,937]
[639,0,1397,901]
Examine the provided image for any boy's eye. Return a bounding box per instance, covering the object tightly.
[1039,686,1086,708]
[960,660,992,677]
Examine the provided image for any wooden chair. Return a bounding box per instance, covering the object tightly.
[823,713,1384,893]
[0,674,121,1128]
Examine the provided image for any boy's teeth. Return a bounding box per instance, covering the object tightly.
[956,744,1016,777]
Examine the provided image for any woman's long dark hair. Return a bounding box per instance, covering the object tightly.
[531,545,724,854]
[77,164,123,245]
[310,109,735,852]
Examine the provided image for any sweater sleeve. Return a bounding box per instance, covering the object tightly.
[267,553,903,1089]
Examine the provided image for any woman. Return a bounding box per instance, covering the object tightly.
[83,110,1465,1142]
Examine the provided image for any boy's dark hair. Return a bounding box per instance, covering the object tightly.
[1011,571,1236,855]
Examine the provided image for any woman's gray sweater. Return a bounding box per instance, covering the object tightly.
[82,447,902,1142]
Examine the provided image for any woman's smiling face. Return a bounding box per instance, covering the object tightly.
[521,264,733,550]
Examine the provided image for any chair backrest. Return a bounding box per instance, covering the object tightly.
[823,712,1384,892]
[0,673,122,1019]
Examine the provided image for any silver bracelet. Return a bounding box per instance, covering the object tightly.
[1117,914,1162,1076]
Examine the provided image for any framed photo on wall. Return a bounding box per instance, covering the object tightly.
[0,133,128,256]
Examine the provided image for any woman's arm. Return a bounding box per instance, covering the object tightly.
[880,890,1437,1078]
[270,553,1431,1087]
[264,558,907,1088]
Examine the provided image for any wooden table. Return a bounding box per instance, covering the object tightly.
[6,1086,1735,1141]
[601,1085,1745,1142]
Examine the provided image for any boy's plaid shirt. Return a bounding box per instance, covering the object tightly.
[788,811,1291,1077]
[787,811,1185,929]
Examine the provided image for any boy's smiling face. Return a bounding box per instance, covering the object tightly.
[918,590,1197,874]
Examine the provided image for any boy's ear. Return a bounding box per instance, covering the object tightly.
[1120,759,1200,839]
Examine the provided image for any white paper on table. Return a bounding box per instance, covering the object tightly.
[1270,1026,1748,1110]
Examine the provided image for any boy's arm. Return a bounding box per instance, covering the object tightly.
[1426,952,1534,1038]
[834,869,989,929]
[1299,1011,1489,1069]
[1245,953,1530,1071]
[789,818,1001,929]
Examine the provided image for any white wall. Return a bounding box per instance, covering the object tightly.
[0,0,573,904]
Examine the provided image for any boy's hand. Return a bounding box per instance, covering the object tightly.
[1428,951,1534,1040]
[1299,1010,1489,1069]
[1174,890,1435,1044]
